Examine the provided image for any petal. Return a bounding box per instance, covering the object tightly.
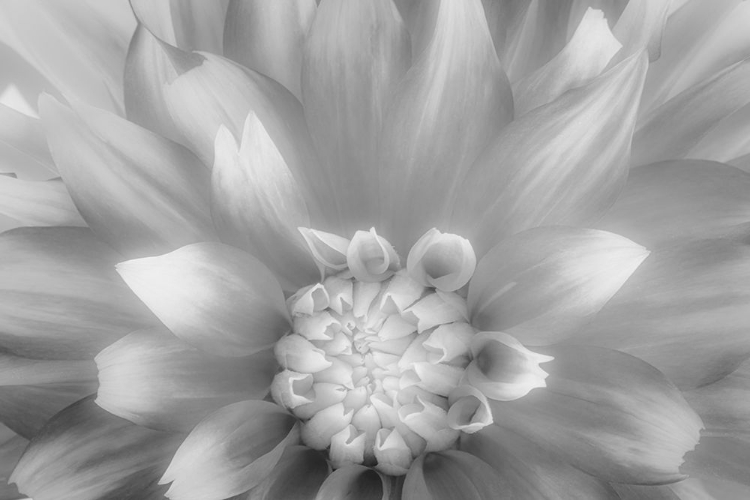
[95,327,276,432]
[347,228,400,283]
[595,160,750,248]
[451,52,648,256]
[211,114,317,290]
[314,465,387,500]
[468,227,649,344]
[0,354,97,439]
[0,0,135,113]
[686,102,750,163]
[479,0,534,72]
[0,424,26,500]
[0,176,85,227]
[225,0,316,99]
[0,227,155,360]
[248,446,329,500]
[132,0,229,53]
[116,242,290,357]
[513,7,622,116]
[39,95,216,258]
[632,58,750,167]
[380,0,513,251]
[161,400,299,500]
[10,398,183,500]
[406,229,476,292]
[0,103,55,172]
[461,425,620,500]
[403,450,506,500]
[491,345,702,484]
[573,238,750,388]
[611,0,671,61]
[302,0,410,230]
[682,437,750,489]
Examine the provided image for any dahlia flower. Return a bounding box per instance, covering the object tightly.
[0,0,749,499]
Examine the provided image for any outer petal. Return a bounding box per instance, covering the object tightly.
[10,398,183,500]
[132,0,229,53]
[0,354,96,439]
[116,242,290,357]
[39,95,216,258]
[0,176,84,227]
[211,115,318,291]
[451,52,647,256]
[478,0,533,72]
[682,437,750,490]
[468,227,649,344]
[247,446,329,500]
[302,0,410,231]
[596,160,750,248]
[380,0,513,251]
[491,345,702,484]
[611,0,671,61]
[0,424,26,500]
[160,400,299,500]
[573,238,750,388]
[224,0,316,99]
[0,0,135,113]
[95,328,276,432]
[314,465,388,500]
[0,227,155,360]
[403,450,506,500]
[686,102,750,163]
[0,103,55,173]
[461,426,619,499]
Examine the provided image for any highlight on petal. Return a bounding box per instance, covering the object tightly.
[379,0,513,250]
[302,0,411,230]
[468,226,650,344]
[211,114,318,290]
[10,398,183,500]
[403,450,505,500]
[299,228,350,276]
[116,242,290,357]
[315,464,387,500]
[452,51,648,256]
[160,400,299,500]
[465,332,553,401]
[224,0,316,99]
[346,228,400,283]
[0,176,85,227]
[95,328,276,432]
[39,95,216,258]
[491,345,703,484]
[406,228,476,292]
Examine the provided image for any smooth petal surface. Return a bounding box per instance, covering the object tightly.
[682,437,750,489]
[95,328,276,432]
[40,95,216,258]
[596,160,750,248]
[0,424,26,500]
[225,0,316,99]
[132,0,229,53]
[10,398,183,500]
[302,0,410,230]
[403,450,506,500]
[117,242,290,357]
[491,345,702,484]
[248,446,329,500]
[0,227,155,360]
[0,176,84,227]
[461,425,619,500]
[380,0,513,251]
[314,465,386,500]
[573,237,750,388]
[469,227,648,344]
[452,52,647,256]
[0,354,97,439]
[0,103,55,172]
[161,400,299,500]
[611,0,671,61]
[0,0,135,113]
[211,115,317,290]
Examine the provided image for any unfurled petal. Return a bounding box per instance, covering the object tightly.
[469,227,649,344]
[224,0,316,99]
[687,103,750,162]
[117,242,289,357]
[478,0,533,72]
[250,446,329,500]
[0,103,55,172]
[406,229,476,292]
[161,400,299,500]
[596,160,750,248]
[315,464,387,500]
[574,238,750,388]
[462,425,620,499]
[452,52,647,256]
[0,227,155,360]
[212,114,317,290]
[347,228,400,283]
[40,95,216,258]
[302,0,410,230]
[0,0,134,113]
[380,0,513,251]
[10,398,183,500]
[403,450,505,500]
[611,0,671,62]
[0,176,84,227]
[491,345,702,484]
[95,328,276,432]
[132,0,229,53]
[513,8,622,116]
[682,437,750,489]
[0,424,27,500]
[0,354,96,439]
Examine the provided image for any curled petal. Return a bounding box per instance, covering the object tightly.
[274,334,332,374]
[407,229,476,292]
[373,428,412,476]
[446,385,493,434]
[271,370,314,411]
[287,283,330,317]
[423,323,475,364]
[399,397,459,452]
[299,227,350,276]
[301,402,353,450]
[346,228,400,283]
[466,332,553,401]
[293,383,348,420]
[329,425,366,469]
